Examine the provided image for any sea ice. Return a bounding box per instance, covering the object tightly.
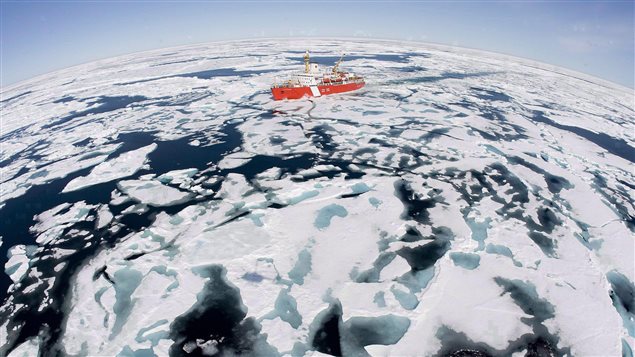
[0,38,633,357]
[63,143,157,192]
[118,179,194,207]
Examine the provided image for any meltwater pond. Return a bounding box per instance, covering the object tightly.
[0,39,634,356]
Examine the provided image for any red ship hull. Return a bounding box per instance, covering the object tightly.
[271,82,365,101]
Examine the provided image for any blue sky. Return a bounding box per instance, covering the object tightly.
[1,1,633,88]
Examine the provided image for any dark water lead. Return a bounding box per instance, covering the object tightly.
[506,155,573,195]
[305,300,411,357]
[398,65,428,73]
[41,95,149,129]
[494,277,570,355]
[470,125,528,142]
[606,270,635,337]
[532,110,635,164]
[0,90,32,104]
[494,277,554,322]
[306,124,339,153]
[470,87,513,102]
[526,206,561,234]
[591,171,635,232]
[388,71,497,85]
[435,278,571,356]
[434,325,568,357]
[437,167,491,207]
[224,153,317,182]
[397,233,452,272]
[393,179,439,225]
[0,137,52,172]
[287,53,421,66]
[399,226,426,243]
[310,301,343,356]
[527,232,557,258]
[434,327,496,357]
[169,265,277,356]
[488,162,531,206]
[117,68,278,86]
[52,95,76,104]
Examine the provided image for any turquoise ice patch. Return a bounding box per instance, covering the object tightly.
[314,204,348,230]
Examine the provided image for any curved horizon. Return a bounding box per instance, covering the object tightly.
[1,1,633,89]
[1,37,633,94]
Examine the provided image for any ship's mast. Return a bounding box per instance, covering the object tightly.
[332,53,345,74]
[304,50,310,74]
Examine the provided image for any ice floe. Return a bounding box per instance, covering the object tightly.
[63,143,157,192]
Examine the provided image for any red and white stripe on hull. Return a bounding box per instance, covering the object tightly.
[271,81,365,101]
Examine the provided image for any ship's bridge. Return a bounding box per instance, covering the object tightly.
[293,71,319,86]
[308,63,319,73]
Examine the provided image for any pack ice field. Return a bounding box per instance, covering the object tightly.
[0,39,634,356]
